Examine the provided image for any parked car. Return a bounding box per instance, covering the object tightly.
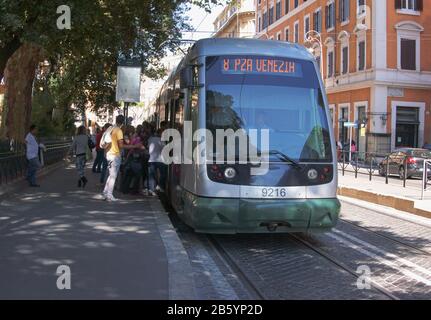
[378,148,431,179]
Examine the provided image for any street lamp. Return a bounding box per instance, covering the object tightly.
[305,30,324,78]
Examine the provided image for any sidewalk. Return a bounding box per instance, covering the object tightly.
[338,170,431,219]
[0,161,195,300]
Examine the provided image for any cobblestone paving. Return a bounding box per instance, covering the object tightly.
[307,202,431,300]
[170,214,251,300]
[213,234,389,300]
[171,199,431,300]
[339,201,431,254]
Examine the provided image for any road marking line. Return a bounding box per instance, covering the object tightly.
[334,229,431,280]
[327,232,431,286]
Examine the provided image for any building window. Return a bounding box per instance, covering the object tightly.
[277,32,282,41]
[269,6,274,25]
[285,0,290,14]
[285,27,290,41]
[325,2,335,30]
[258,16,262,32]
[294,0,299,9]
[327,51,334,78]
[357,0,366,16]
[304,15,310,40]
[400,38,416,70]
[313,8,322,33]
[294,21,299,43]
[339,106,350,144]
[395,0,423,11]
[358,40,366,71]
[341,46,349,74]
[276,1,281,20]
[263,11,268,29]
[396,21,423,71]
[339,0,350,23]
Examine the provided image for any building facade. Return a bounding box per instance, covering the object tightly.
[255,0,431,154]
[213,0,256,38]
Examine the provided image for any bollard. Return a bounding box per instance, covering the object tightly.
[386,157,389,185]
[403,156,407,188]
[369,154,373,181]
[422,161,427,200]
[342,152,345,176]
[355,152,358,179]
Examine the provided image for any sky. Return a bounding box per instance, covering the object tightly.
[182,3,225,41]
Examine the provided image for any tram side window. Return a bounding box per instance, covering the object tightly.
[174,99,184,133]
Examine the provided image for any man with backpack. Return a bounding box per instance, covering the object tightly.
[101,115,142,202]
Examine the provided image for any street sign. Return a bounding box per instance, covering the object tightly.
[344,122,358,128]
[116,66,142,103]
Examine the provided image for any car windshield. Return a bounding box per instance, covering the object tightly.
[205,55,332,163]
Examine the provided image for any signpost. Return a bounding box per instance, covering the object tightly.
[116,58,142,125]
[344,122,358,162]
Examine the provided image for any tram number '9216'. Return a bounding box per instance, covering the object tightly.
[262,188,288,198]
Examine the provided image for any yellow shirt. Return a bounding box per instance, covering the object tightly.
[107,127,124,156]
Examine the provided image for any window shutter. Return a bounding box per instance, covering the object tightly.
[417,0,423,11]
[319,12,322,32]
[395,0,402,10]
[401,39,416,70]
[325,6,329,28]
[345,0,350,20]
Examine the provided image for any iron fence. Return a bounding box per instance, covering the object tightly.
[0,138,72,186]
[338,150,431,189]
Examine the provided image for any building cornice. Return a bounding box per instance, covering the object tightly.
[214,11,255,38]
[325,68,431,94]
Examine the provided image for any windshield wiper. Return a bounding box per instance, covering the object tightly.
[269,150,302,169]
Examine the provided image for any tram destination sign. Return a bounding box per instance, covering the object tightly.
[222,56,303,77]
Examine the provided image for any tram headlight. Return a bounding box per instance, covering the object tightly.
[307,169,318,180]
[224,167,237,180]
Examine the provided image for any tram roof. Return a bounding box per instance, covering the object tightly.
[189,38,315,61]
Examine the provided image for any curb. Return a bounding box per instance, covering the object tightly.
[150,200,197,300]
[0,160,69,202]
[338,186,431,220]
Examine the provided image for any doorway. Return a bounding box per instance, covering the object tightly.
[356,106,367,155]
[395,107,419,148]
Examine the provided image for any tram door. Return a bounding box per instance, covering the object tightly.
[168,97,184,211]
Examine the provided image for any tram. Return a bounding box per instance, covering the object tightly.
[154,38,340,234]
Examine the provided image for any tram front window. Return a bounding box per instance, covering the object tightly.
[205,55,332,163]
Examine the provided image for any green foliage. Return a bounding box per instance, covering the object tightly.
[31,86,76,137]
[0,0,227,131]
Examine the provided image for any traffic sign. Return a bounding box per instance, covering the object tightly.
[344,122,358,128]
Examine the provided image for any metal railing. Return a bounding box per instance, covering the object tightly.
[339,150,431,198]
[422,160,431,200]
[338,151,424,187]
[0,138,72,186]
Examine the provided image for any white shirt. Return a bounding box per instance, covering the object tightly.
[148,136,165,163]
[25,133,39,160]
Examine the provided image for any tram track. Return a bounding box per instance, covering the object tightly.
[207,235,267,300]
[289,233,400,300]
[339,218,431,256]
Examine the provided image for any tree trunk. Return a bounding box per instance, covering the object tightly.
[0,43,44,142]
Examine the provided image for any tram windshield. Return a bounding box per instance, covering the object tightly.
[205,55,333,163]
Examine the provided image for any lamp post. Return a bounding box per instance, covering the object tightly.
[305,30,324,78]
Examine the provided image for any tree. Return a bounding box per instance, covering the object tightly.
[0,0,225,141]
